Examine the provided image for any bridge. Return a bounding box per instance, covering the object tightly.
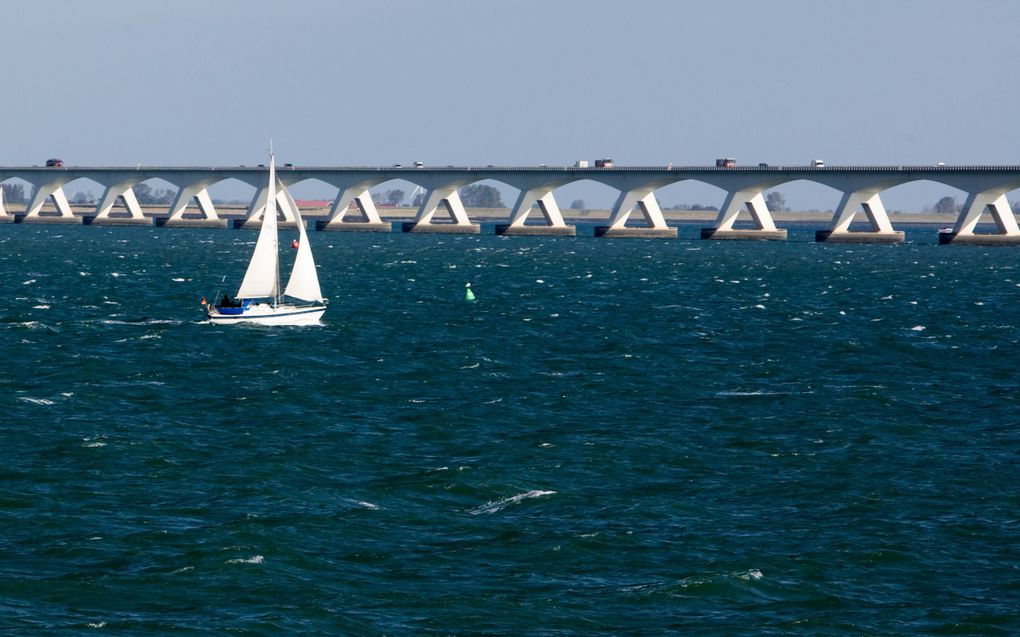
[3,164,1020,245]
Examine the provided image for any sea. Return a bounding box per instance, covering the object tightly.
[1,222,1018,635]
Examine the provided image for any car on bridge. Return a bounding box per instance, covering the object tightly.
[45,158,63,167]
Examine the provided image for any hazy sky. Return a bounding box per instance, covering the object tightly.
[5,0,1019,210]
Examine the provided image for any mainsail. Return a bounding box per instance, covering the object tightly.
[235,157,281,300]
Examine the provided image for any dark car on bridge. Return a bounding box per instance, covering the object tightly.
[45,158,64,167]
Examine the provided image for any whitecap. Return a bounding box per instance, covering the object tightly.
[19,397,54,406]
[111,273,123,278]
[87,622,106,629]
[754,304,765,310]
[226,555,264,564]
[738,569,764,580]
[911,325,926,331]
[171,277,187,282]
[470,489,556,515]
[32,305,50,309]
[716,390,781,397]
[22,279,35,285]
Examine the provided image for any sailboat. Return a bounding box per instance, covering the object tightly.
[205,153,327,325]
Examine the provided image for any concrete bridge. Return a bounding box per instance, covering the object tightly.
[2,163,1020,244]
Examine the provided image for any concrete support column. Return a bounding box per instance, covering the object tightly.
[496,188,575,236]
[167,185,219,220]
[159,183,226,228]
[816,190,904,243]
[940,191,1020,244]
[718,189,776,231]
[86,183,150,226]
[0,186,10,222]
[595,189,675,238]
[955,192,1018,235]
[318,187,390,232]
[16,181,79,224]
[24,183,75,219]
[701,188,785,240]
[402,186,479,234]
[278,186,301,222]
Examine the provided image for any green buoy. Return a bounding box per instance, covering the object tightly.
[465,282,476,302]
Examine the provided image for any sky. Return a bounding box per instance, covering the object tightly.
[4,0,1020,211]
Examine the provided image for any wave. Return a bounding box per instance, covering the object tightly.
[470,489,556,515]
[18,397,55,406]
[716,390,783,397]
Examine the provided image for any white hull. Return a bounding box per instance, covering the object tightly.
[207,303,325,326]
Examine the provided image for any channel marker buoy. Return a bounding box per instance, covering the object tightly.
[465,282,476,302]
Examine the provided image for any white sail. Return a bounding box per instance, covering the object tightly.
[283,202,323,302]
[235,156,280,300]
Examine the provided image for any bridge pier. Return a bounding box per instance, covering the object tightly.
[317,186,390,232]
[816,191,904,243]
[595,188,675,238]
[701,188,786,240]
[20,181,79,224]
[84,215,152,226]
[401,187,480,234]
[496,188,575,236]
[15,213,82,225]
[938,190,1020,245]
[160,183,227,228]
[85,182,151,226]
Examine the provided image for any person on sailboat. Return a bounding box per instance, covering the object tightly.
[217,293,240,308]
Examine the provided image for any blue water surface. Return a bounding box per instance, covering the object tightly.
[1,224,1018,635]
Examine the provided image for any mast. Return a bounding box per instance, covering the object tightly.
[268,154,280,306]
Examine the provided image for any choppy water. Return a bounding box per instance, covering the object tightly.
[1,224,1018,635]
